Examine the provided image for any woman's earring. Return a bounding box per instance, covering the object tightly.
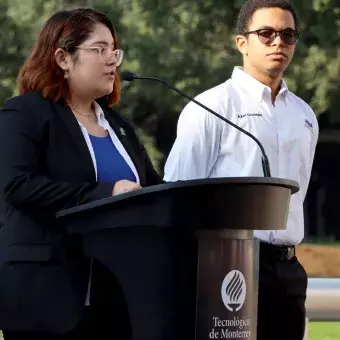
[64,69,69,79]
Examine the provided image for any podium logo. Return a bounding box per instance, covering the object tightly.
[221,270,246,312]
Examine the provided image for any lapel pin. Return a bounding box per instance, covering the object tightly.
[119,127,126,136]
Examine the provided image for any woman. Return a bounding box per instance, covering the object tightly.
[0,8,162,340]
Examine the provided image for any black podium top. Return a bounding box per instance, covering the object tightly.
[57,177,299,233]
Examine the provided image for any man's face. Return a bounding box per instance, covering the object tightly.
[236,7,298,78]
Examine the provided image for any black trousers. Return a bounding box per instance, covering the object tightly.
[257,242,308,340]
[2,260,131,340]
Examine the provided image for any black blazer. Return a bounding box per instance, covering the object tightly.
[0,92,162,333]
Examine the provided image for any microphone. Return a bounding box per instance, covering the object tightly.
[121,71,271,177]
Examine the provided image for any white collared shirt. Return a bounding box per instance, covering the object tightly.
[164,67,319,246]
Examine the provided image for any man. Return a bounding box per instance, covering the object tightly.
[164,1,318,339]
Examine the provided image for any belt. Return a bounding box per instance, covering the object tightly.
[259,241,296,261]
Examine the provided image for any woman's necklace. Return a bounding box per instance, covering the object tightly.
[66,101,94,117]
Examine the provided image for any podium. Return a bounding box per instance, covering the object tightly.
[57,177,299,340]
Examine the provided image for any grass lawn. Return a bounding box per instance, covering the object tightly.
[308,322,340,340]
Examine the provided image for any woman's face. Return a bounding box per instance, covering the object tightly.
[58,23,121,100]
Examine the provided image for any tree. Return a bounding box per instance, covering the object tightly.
[1,0,339,170]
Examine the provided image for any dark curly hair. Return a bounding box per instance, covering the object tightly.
[237,0,298,35]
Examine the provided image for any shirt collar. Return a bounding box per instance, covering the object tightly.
[279,79,289,101]
[93,101,106,122]
[230,66,289,104]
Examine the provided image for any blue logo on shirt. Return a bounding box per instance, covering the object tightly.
[304,119,314,135]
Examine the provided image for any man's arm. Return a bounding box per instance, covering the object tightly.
[302,109,319,202]
[164,100,223,181]
[309,113,319,176]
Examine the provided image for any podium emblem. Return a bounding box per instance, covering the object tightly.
[221,270,246,312]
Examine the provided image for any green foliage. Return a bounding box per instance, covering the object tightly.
[0,0,339,167]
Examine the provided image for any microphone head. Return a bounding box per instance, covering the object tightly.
[120,71,137,81]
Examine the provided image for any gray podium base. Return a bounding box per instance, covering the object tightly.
[196,230,260,340]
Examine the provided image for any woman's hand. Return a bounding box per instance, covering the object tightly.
[112,180,142,196]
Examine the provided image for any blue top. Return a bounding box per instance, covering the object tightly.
[89,134,136,183]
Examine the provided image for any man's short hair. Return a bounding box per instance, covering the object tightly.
[237,0,298,35]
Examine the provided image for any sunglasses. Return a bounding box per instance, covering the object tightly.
[244,28,300,46]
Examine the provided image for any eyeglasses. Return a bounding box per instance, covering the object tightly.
[76,46,124,66]
[244,28,300,46]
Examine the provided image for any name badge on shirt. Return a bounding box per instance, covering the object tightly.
[238,113,263,119]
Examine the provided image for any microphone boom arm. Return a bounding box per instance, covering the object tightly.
[126,73,271,177]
